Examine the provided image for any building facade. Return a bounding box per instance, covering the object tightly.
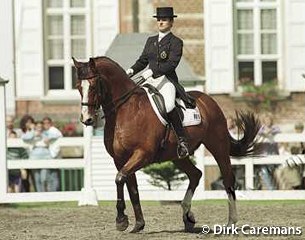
[0,0,304,125]
[0,0,119,119]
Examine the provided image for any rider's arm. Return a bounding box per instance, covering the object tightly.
[130,38,151,74]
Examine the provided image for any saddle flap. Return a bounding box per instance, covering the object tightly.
[142,84,201,127]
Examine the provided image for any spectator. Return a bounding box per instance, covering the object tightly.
[274,145,303,190]
[293,122,305,154]
[22,121,52,192]
[7,131,28,193]
[257,113,281,155]
[255,113,281,190]
[6,115,22,137]
[19,114,36,192]
[43,117,63,191]
[227,115,238,139]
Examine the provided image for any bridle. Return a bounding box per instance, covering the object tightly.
[80,75,103,113]
[80,74,145,119]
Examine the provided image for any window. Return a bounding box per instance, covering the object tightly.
[235,0,280,87]
[45,0,90,94]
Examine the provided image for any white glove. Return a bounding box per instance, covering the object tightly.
[126,68,134,77]
[141,69,153,80]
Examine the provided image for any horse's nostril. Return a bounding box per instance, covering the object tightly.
[84,118,94,126]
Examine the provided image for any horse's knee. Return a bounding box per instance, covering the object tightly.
[115,172,127,185]
[192,169,202,187]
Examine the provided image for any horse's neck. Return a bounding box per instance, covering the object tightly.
[105,72,135,100]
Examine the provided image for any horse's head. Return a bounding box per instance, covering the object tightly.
[73,57,103,126]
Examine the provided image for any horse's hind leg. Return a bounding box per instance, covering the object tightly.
[126,173,145,233]
[173,157,202,232]
[205,138,238,226]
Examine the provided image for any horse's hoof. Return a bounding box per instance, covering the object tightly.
[130,221,145,233]
[183,211,196,232]
[116,215,129,231]
[227,217,238,226]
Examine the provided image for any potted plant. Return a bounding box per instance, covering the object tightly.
[237,80,287,112]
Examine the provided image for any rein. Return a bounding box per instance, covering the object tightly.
[82,75,145,119]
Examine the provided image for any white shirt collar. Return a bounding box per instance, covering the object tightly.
[158,31,171,41]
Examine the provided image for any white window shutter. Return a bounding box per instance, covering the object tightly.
[15,0,43,98]
[204,0,234,94]
[284,0,305,92]
[93,0,119,55]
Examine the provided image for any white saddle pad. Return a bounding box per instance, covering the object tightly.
[142,86,201,127]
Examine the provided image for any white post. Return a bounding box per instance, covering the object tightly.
[0,78,9,203]
[245,159,254,190]
[78,125,98,206]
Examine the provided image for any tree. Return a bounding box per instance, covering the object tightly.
[142,158,196,190]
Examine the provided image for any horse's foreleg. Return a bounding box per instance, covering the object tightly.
[126,174,145,233]
[174,158,202,232]
[117,149,149,233]
[115,171,129,231]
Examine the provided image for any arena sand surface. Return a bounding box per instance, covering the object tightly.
[0,200,304,240]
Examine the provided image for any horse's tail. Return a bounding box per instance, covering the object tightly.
[229,111,261,157]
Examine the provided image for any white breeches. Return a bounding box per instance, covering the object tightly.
[144,75,176,113]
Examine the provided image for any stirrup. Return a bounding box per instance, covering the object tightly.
[177,141,189,159]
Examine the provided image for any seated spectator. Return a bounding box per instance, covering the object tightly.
[7,131,28,193]
[6,115,22,137]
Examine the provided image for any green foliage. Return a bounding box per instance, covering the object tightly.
[239,80,285,111]
[142,158,196,191]
[53,120,83,137]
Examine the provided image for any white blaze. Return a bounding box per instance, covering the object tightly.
[81,80,90,121]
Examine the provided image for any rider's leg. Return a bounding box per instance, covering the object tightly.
[168,107,189,158]
[159,81,189,159]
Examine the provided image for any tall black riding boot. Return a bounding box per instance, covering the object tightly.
[168,108,189,159]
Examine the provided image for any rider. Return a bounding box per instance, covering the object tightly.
[126,7,194,158]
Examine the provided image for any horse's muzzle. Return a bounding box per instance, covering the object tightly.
[80,116,94,126]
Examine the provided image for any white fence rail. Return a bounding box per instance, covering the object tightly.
[1,132,305,203]
[3,141,86,202]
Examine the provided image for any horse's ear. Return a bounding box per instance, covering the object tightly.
[89,58,96,69]
[72,57,81,68]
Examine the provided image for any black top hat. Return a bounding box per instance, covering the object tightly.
[153,7,177,18]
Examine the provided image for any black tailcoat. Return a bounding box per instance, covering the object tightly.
[131,32,195,108]
[131,32,182,84]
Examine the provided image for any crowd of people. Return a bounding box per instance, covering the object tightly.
[226,113,305,190]
[5,111,305,192]
[6,115,62,193]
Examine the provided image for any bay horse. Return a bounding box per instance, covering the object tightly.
[73,56,260,233]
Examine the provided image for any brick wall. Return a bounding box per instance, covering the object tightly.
[15,1,304,126]
[119,0,305,127]
[119,0,205,76]
[212,93,305,129]
[16,100,80,121]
